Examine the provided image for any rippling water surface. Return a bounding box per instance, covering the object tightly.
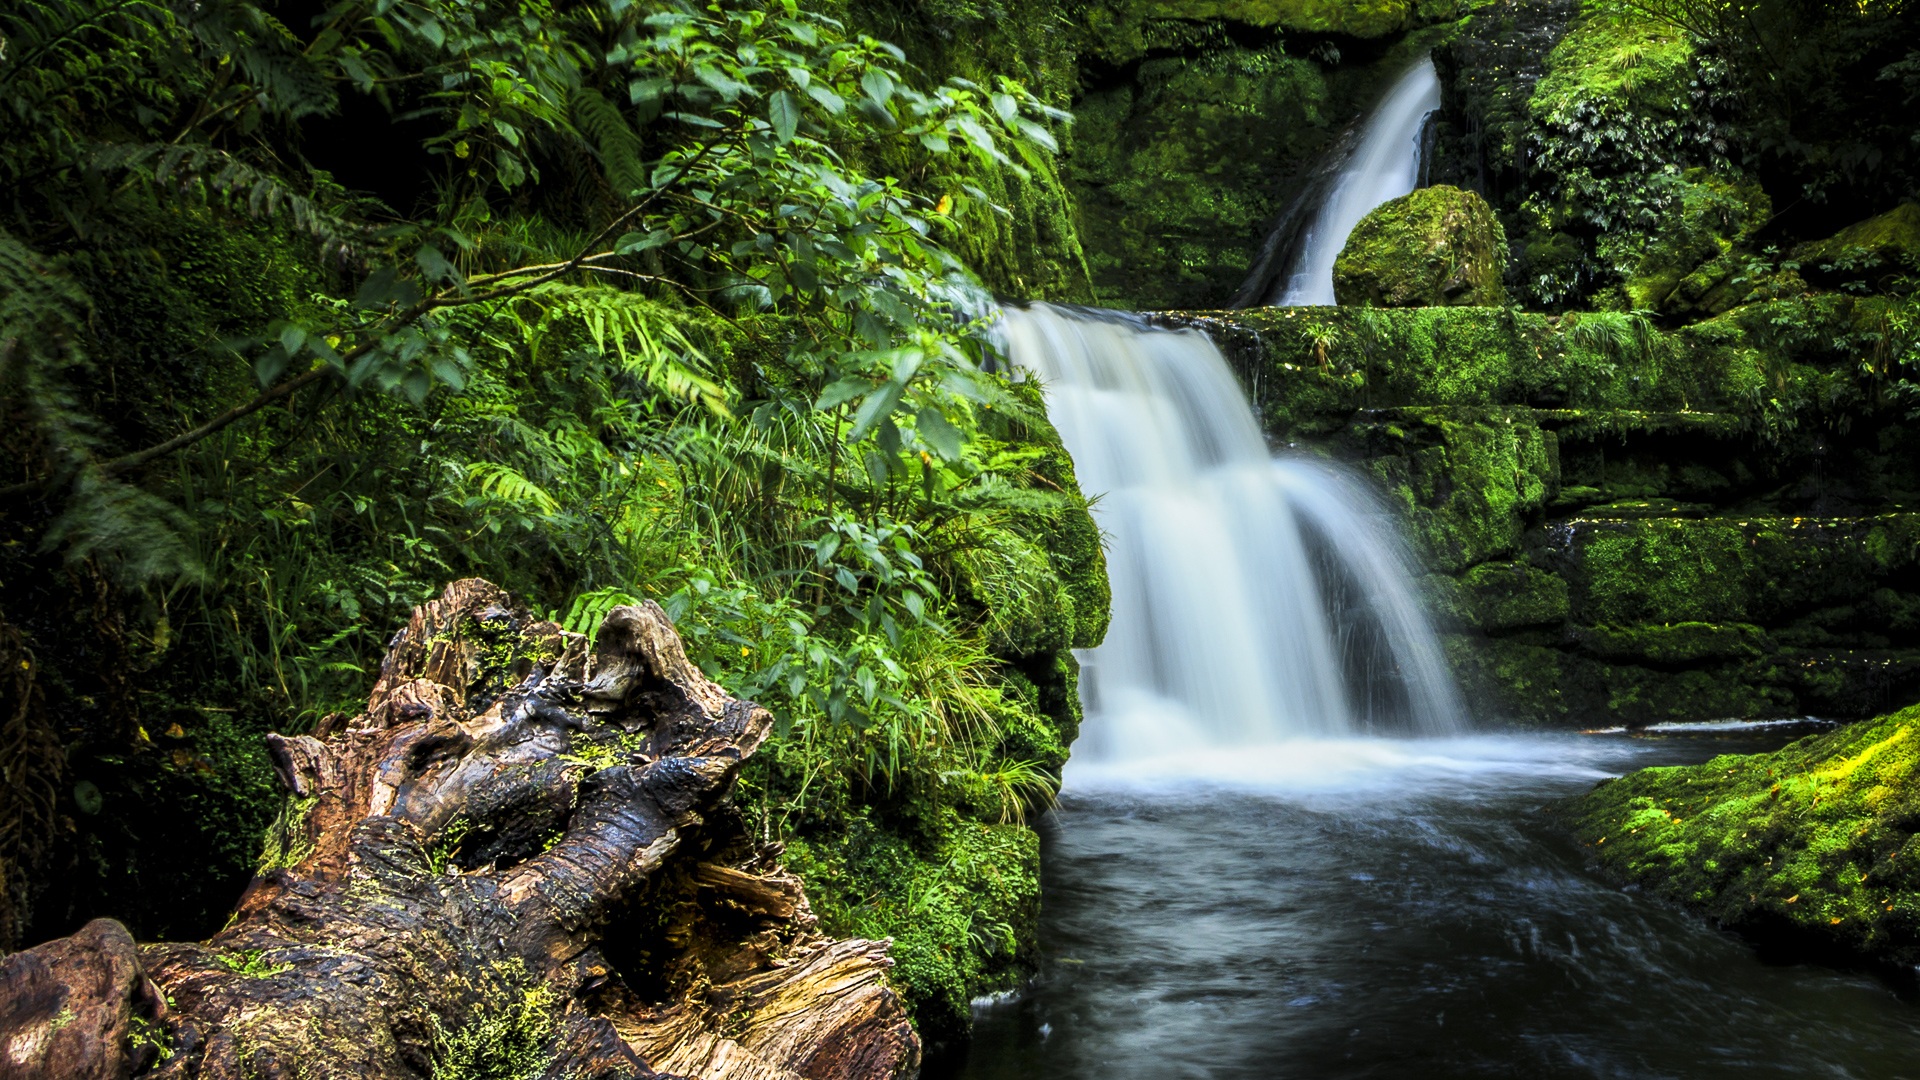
[948,729,1920,1080]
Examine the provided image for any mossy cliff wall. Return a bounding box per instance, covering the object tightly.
[1164,299,1920,727]
[847,0,1480,310]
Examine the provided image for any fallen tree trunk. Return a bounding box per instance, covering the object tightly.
[0,580,918,1080]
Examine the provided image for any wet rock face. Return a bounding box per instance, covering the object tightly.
[1332,184,1509,307]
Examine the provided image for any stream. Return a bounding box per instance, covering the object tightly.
[949,729,1920,1080]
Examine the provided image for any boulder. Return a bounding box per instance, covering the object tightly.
[1565,701,1920,966]
[1793,202,1920,282]
[1333,185,1509,308]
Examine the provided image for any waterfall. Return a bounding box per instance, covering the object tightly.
[1000,303,1464,766]
[1247,57,1442,307]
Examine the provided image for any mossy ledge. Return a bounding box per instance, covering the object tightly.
[1564,704,1920,966]
[1160,298,1920,726]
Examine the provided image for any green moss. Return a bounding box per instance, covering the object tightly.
[1355,408,1554,571]
[1793,202,1920,279]
[431,983,558,1080]
[1621,171,1772,317]
[786,810,1040,1041]
[1529,6,1694,120]
[1333,185,1509,308]
[1444,636,1572,726]
[1574,622,1768,665]
[1565,515,1920,627]
[1566,703,1920,964]
[1459,559,1568,630]
[258,794,319,873]
[1069,45,1331,309]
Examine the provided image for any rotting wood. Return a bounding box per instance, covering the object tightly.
[0,579,918,1080]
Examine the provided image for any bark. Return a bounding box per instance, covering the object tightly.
[0,580,918,1080]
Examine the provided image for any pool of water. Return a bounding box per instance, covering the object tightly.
[945,729,1920,1080]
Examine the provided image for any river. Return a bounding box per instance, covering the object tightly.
[949,728,1920,1080]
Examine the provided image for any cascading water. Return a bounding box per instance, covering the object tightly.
[998,303,1463,768]
[1255,56,1442,307]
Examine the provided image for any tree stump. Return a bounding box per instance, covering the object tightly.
[0,580,918,1080]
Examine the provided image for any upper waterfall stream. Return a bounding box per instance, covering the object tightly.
[1256,57,1441,306]
[999,303,1462,777]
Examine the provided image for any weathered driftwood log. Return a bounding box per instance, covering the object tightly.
[0,580,917,1080]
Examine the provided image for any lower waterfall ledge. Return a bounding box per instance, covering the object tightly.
[1563,701,1920,966]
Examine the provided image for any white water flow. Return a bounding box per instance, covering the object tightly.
[1274,57,1441,306]
[1001,304,1464,771]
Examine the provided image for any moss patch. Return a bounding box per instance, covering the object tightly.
[786,810,1039,1042]
[1565,703,1920,965]
[1794,202,1920,283]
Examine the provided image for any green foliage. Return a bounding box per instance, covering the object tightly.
[785,810,1039,1040]
[1519,4,1731,306]
[0,0,1109,993]
[1612,0,1920,211]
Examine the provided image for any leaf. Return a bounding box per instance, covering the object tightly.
[354,267,422,311]
[815,532,842,565]
[861,68,894,107]
[917,406,963,461]
[1015,117,1059,153]
[693,63,752,101]
[856,96,896,130]
[415,244,462,286]
[815,376,873,411]
[255,346,290,386]
[847,380,905,441]
[401,369,434,406]
[614,230,671,254]
[770,89,800,144]
[806,85,845,115]
[834,566,860,593]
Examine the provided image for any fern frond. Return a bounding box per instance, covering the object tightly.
[90,143,372,261]
[0,233,204,584]
[569,87,647,199]
[466,462,562,516]
[521,283,731,415]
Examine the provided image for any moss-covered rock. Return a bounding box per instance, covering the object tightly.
[1565,703,1920,964]
[785,809,1039,1043]
[1621,171,1772,317]
[1333,185,1510,308]
[1459,559,1568,630]
[1793,202,1920,284]
[1069,45,1332,311]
